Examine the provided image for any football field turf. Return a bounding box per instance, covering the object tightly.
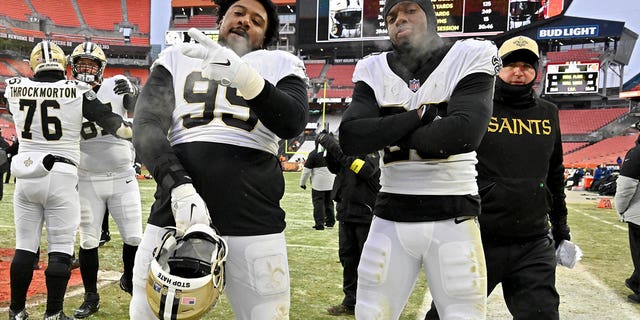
[0,172,639,319]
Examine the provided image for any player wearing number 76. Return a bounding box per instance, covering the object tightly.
[130,0,309,318]
[4,40,133,320]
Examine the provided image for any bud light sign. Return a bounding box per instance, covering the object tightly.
[538,25,599,39]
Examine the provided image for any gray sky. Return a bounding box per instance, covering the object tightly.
[565,0,640,83]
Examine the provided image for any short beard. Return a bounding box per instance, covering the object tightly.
[219,32,258,56]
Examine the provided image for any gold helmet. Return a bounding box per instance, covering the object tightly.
[29,41,67,74]
[147,224,228,320]
[70,42,107,83]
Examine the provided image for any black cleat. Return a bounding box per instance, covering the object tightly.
[43,311,74,320]
[74,292,100,318]
[9,308,29,320]
[326,304,355,316]
[626,278,640,295]
[120,273,133,295]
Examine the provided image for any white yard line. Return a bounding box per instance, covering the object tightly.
[573,207,628,231]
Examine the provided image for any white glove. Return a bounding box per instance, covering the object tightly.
[555,240,583,269]
[115,121,133,139]
[170,183,212,232]
[181,27,265,99]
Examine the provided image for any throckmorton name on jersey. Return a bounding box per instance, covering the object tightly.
[9,86,77,99]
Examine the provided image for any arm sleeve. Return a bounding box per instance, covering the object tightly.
[405,73,495,157]
[132,65,192,190]
[122,93,138,113]
[339,81,423,155]
[615,176,638,214]
[616,147,640,214]
[82,95,125,135]
[324,151,342,174]
[246,75,309,139]
[321,134,378,178]
[300,167,311,186]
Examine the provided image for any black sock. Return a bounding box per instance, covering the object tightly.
[10,249,36,312]
[122,244,138,279]
[79,247,99,293]
[101,211,110,234]
[45,252,71,315]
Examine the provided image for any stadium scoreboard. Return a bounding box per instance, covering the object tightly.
[297,0,568,51]
[311,0,510,44]
[545,62,600,95]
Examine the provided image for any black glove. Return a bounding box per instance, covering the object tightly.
[418,103,440,125]
[316,130,330,146]
[114,78,138,96]
[300,185,306,190]
[318,132,341,156]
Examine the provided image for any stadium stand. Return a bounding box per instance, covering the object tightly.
[173,14,217,29]
[304,62,325,79]
[323,88,353,99]
[0,61,14,78]
[563,134,637,167]
[325,64,356,87]
[103,67,150,85]
[2,2,32,21]
[126,0,151,33]
[76,0,123,31]
[558,108,628,134]
[30,0,81,27]
[2,58,31,77]
[9,27,46,39]
[546,48,601,63]
[562,142,590,154]
[172,0,216,7]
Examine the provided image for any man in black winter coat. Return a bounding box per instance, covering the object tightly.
[317,131,380,316]
[615,135,640,303]
[426,35,571,320]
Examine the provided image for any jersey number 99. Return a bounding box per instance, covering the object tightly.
[181,72,258,131]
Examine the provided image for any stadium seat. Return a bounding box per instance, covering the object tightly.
[30,0,81,27]
[559,108,628,135]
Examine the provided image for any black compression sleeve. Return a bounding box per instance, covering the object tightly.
[122,93,137,113]
[406,73,495,157]
[83,96,123,135]
[247,75,309,139]
[133,65,191,190]
[339,81,422,156]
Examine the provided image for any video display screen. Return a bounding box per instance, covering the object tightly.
[297,0,566,54]
[545,61,600,94]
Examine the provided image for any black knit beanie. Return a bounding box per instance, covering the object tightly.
[382,0,437,33]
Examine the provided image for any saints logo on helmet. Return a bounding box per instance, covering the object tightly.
[29,41,67,75]
[70,42,107,84]
[147,224,228,320]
